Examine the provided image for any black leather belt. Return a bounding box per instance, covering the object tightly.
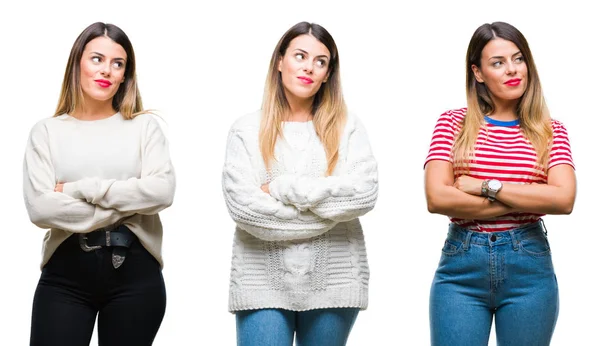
[78,225,136,269]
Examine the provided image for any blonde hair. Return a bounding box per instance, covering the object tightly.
[259,22,347,176]
[55,22,146,120]
[454,22,552,172]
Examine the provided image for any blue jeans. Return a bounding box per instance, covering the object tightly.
[430,220,559,346]
[236,308,359,346]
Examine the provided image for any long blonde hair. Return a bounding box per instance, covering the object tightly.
[454,22,552,171]
[55,22,145,120]
[260,22,347,176]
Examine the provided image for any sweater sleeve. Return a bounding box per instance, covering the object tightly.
[222,128,336,241]
[268,117,378,222]
[61,116,175,215]
[23,122,134,233]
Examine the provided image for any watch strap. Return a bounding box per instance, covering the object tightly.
[481,180,490,197]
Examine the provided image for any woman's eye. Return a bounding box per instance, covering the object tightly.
[91,56,101,63]
[295,53,304,60]
[113,61,124,69]
[492,61,502,67]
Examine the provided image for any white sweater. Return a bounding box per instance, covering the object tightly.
[23,113,175,268]
[223,111,378,312]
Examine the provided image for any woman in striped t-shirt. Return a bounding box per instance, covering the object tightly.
[424,22,576,346]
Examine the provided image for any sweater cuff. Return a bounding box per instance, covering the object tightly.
[268,175,294,203]
[62,182,84,200]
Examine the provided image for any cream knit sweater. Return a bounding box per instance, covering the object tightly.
[223,111,378,312]
[23,113,175,268]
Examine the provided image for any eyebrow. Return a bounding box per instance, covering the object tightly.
[90,51,126,61]
[293,48,330,60]
[489,51,522,61]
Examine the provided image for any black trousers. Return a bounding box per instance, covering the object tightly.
[30,234,166,346]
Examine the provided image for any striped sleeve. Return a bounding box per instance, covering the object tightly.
[424,108,464,167]
[548,120,575,170]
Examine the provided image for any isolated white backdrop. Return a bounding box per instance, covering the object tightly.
[0,0,597,345]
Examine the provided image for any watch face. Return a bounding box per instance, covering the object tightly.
[489,180,502,190]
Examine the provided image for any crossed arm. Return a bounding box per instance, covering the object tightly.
[425,160,576,219]
[223,119,378,241]
[24,119,175,233]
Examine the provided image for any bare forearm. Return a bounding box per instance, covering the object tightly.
[496,183,574,214]
[427,186,514,219]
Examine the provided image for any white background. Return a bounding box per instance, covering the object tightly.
[1,0,597,345]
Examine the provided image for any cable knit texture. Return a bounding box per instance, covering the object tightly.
[223,111,377,312]
[23,113,175,269]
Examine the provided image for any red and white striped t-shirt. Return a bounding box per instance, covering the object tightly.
[425,108,575,232]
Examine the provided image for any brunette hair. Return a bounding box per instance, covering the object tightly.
[454,21,552,171]
[54,22,144,119]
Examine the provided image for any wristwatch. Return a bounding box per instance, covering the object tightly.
[481,179,503,201]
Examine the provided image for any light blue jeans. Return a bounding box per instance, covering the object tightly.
[236,308,359,346]
[430,220,559,346]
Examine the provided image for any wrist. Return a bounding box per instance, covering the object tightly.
[62,182,84,199]
[481,180,489,197]
[482,179,503,201]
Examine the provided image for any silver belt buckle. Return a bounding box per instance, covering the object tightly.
[78,234,102,252]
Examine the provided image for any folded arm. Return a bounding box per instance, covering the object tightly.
[61,117,175,215]
[493,165,575,214]
[492,120,577,214]
[268,118,378,222]
[223,130,336,241]
[451,120,576,215]
[23,123,134,233]
[425,160,516,219]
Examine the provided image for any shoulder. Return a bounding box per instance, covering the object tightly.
[549,118,570,138]
[430,108,466,134]
[28,115,66,138]
[550,118,568,130]
[229,110,262,135]
[342,111,369,134]
[440,108,467,123]
[131,112,162,127]
[130,112,170,136]
[345,111,362,126]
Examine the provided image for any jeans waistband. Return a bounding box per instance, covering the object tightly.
[447,220,547,249]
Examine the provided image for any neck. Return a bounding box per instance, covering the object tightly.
[488,96,519,121]
[285,90,314,122]
[71,95,116,120]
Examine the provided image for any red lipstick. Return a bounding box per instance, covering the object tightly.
[504,78,521,86]
[94,79,112,88]
[297,76,314,84]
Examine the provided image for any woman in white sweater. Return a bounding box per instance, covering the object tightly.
[222,22,378,346]
[23,22,175,345]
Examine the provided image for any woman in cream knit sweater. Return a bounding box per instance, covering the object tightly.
[222,21,378,346]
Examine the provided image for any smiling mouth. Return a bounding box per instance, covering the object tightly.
[94,80,112,88]
[504,79,521,86]
[297,77,314,84]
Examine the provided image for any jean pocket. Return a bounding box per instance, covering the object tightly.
[441,238,463,256]
[519,235,551,257]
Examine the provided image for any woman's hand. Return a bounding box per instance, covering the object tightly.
[54,182,64,193]
[453,176,483,196]
[260,184,270,195]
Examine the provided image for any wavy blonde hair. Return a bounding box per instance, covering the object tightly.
[454,22,552,172]
[55,22,146,119]
[260,22,347,176]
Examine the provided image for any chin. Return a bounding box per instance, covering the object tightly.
[89,92,116,102]
[294,88,318,99]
